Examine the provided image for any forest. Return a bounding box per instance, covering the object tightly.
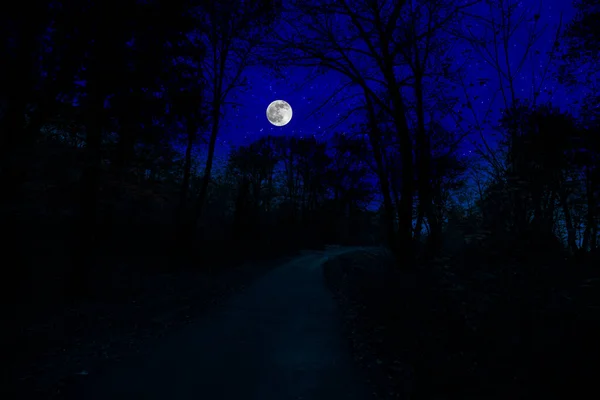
[3,0,599,399]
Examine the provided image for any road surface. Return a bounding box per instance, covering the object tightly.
[70,247,372,400]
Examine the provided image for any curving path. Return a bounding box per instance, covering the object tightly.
[72,247,372,400]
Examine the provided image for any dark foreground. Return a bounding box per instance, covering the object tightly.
[55,247,372,400]
[324,248,600,400]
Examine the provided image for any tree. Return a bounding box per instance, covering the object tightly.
[44,0,145,297]
[557,1,599,253]
[563,0,599,64]
[190,0,280,236]
[266,0,418,261]
[571,114,600,253]
[0,1,53,192]
[227,136,280,240]
[39,0,212,294]
[498,103,583,252]
[393,0,475,256]
[326,133,376,243]
[454,0,564,235]
[266,0,482,262]
[223,133,379,249]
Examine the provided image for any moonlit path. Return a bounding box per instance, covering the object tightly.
[71,248,371,400]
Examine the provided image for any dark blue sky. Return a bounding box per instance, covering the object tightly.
[199,0,583,172]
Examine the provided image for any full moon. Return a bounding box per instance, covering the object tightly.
[266,100,293,126]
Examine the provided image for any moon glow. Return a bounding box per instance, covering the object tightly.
[266,100,293,126]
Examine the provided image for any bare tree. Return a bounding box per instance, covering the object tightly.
[265,0,475,261]
[391,0,479,255]
[559,0,599,253]
[452,0,564,235]
[452,0,563,167]
[189,1,280,236]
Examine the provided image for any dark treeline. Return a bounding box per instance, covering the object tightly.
[2,0,599,398]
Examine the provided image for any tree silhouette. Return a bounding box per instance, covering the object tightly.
[497,103,585,252]
[0,1,53,193]
[265,0,417,261]
[564,0,599,61]
[190,0,280,235]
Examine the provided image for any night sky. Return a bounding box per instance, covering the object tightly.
[194,0,584,174]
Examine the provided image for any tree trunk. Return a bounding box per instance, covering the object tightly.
[426,185,444,258]
[414,78,440,258]
[176,119,196,223]
[391,101,415,264]
[365,97,396,255]
[372,139,396,252]
[582,170,594,252]
[384,148,405,245]
[193,109,220,231]
[414,206,425,243]
[376,25,415,263]
[592,218,598,252]
[559,192,578,254]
